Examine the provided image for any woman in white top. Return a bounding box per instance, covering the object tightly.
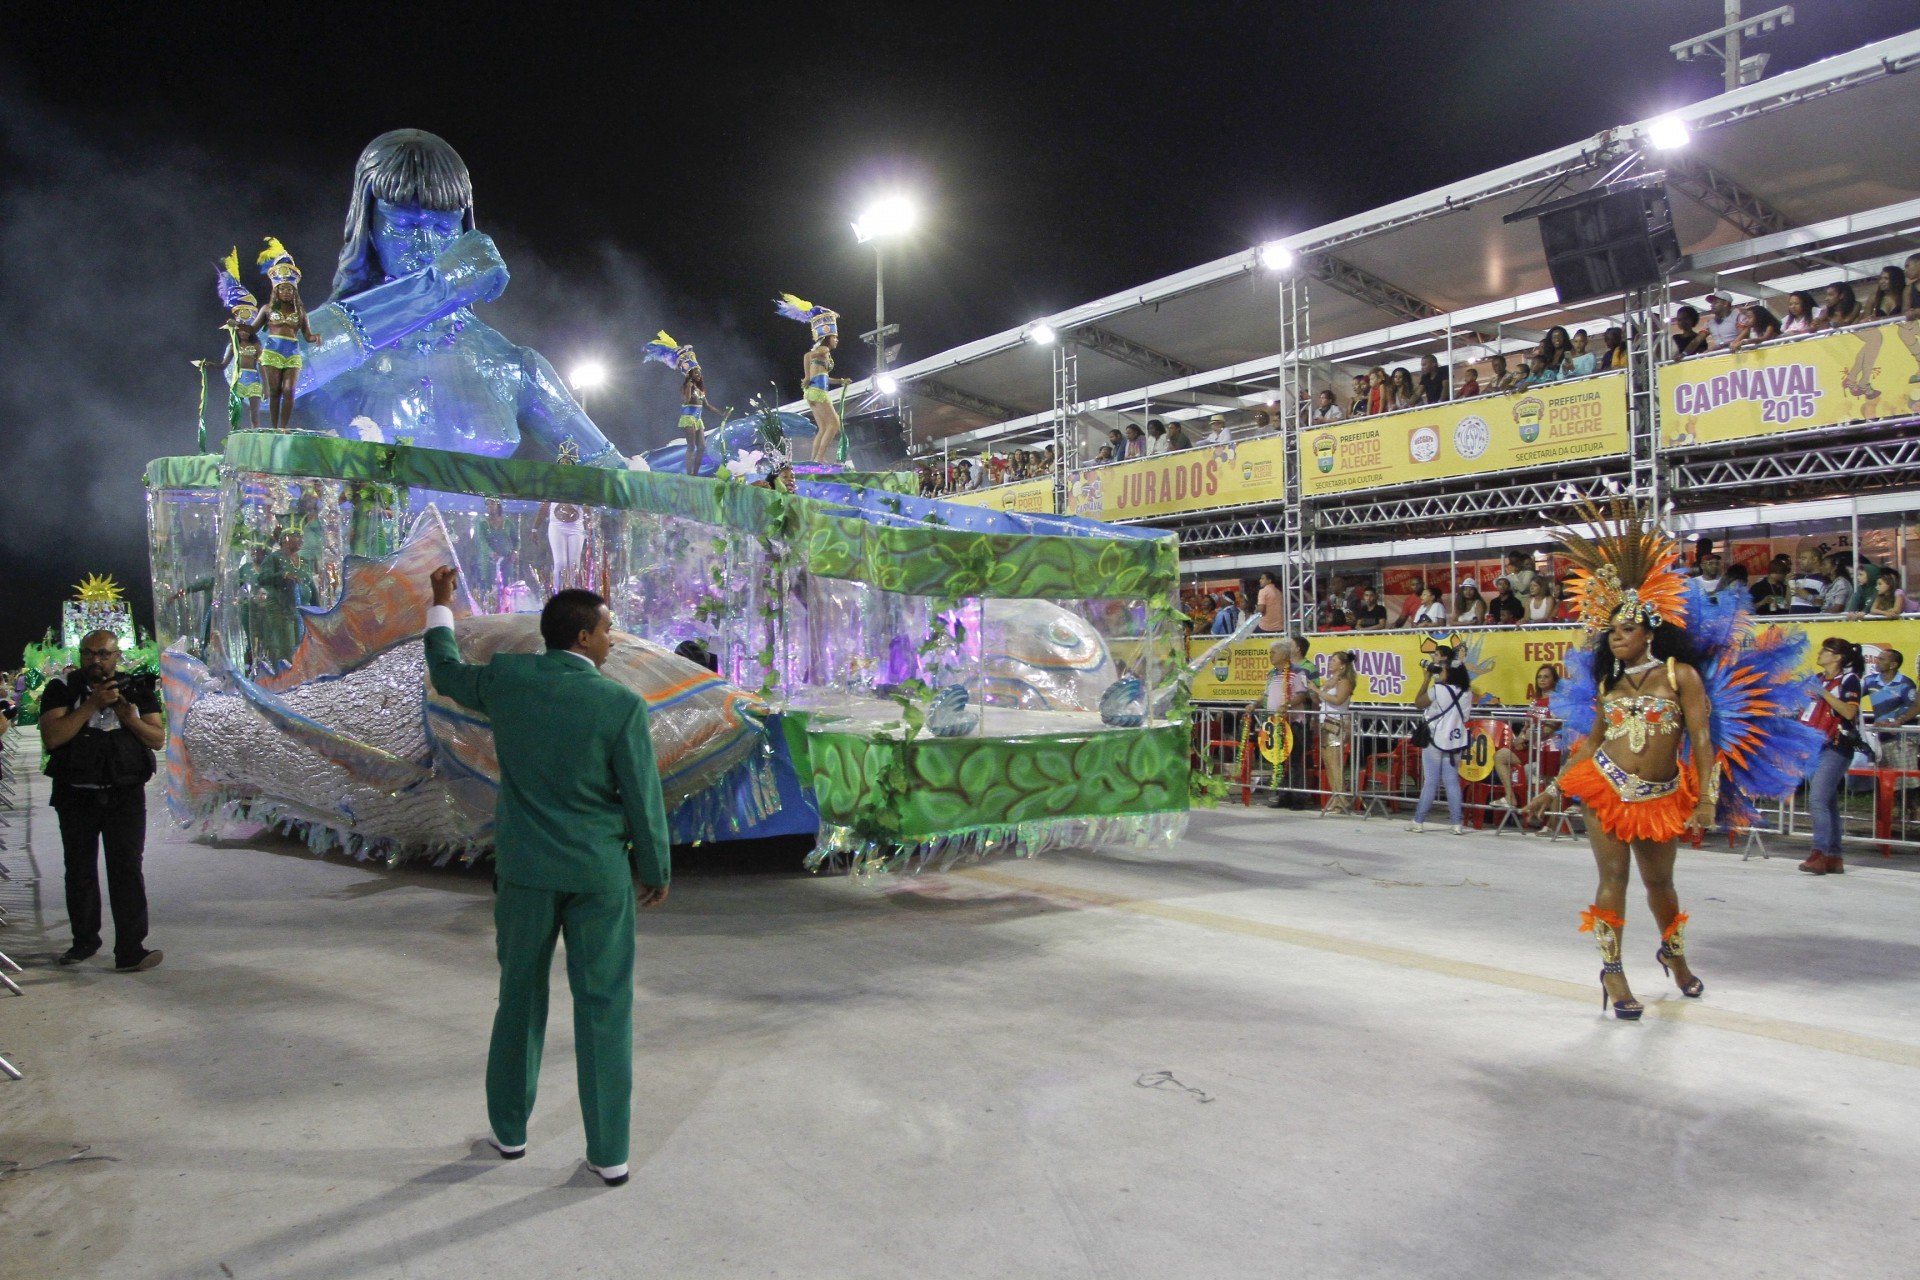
[1305,650,1358,814]
[1453,581,1487,626]
[1525,576,1559,623]
[1411,584,1449,627]
[1410,644,1473,834]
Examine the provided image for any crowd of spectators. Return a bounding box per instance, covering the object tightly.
[1185,539,1915,635]
[917,446,1055,498]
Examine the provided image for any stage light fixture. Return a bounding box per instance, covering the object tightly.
[1647,115,1691,151]
[1029,323,1057,346]
[853,195,917,244]
[570,360,609,391]
[876,373,900,395]
[1258,241,1294,271]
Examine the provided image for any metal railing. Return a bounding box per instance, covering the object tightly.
[0,728,35,1077]
[1188,705,1920,859]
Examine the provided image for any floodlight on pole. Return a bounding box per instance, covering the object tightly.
[876,373,900,396]
[570,360,609,392]
[1258,241,1295,272]
[851,195,917,244]
[1646,115,1692,151]
[1028,322,1057,346]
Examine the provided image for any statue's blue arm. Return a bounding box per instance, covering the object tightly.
[516,349,622,467]
[296,232,510,395]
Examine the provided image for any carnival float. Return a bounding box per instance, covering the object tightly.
[144,129,1201,874]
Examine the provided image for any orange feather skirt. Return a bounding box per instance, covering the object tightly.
[1560,751,1700,843]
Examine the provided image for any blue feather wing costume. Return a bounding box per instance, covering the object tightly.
[1551,581,1824,828]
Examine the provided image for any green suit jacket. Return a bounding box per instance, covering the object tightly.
[425,626,671,892]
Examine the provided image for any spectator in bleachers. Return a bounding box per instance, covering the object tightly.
[1164,420,1192,452]
[1365,367,1392,415]
[1488,577,1525,625]
[1093,444,1114,464]
[1489,353,1522,392]
[1723,564,1750,598]
[1123,424,1145,458]
[1693,549,1725,593]
[1204,415,1232,445]
[1255,571,1286,633]
[1520,353,1555,387]
[1389,368,1418,411]
[1319,601,1351,631]
[1411,583,1448,626]
[1780,290,1820,336]
[1855,571,1908,620]
[1455,365,1481,398]
[1503,549,1536,597]
[1249,409,1272,435]
[1106,428,1125,460]
[1729,303,1781,351]
[1752,555,1793,614]
[1312,389,1344,423]
[1599,326,1628,369]
[1211,591,1246,635]
[1868,265,1908,320]
[1352,586,1388,630]
[1348,374,1370,417]
[1790,547,1829,613]
[1453,579,1487,625]
[1542,326,1574,373]
[1823,552,1855,615]
[1820,281,1861,331]
[1905,252,1920,319]
[1702,293,1741,349]
[1417,354,1448,405]
[1144,420,1168,455]
[1670,304,1709,359]
[1866,647,1918,780]
[1566,329,1597,377]
[1524,575,1558,623]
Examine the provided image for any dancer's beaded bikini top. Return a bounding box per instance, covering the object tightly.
[1601,658,1681,754]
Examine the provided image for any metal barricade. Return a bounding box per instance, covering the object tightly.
[0,729,34,1077]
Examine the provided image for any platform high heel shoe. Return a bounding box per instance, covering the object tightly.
[1581,905,1642,1020]
[1656,912,1705,998]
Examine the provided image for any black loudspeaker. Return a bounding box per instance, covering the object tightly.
[1534,183,1681,304]
[841,408,911,471]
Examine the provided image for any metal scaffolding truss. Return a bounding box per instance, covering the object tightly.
[1051,343,1082,478]
[907,377,1026,422]
[1068,324,1199,379]
[1311,468,1635,537]
[1667,420,1920,498]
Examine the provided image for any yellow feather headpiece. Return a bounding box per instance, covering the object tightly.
[257,235,301,287]
[1554,499,1689,634]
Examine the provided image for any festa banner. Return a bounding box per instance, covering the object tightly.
[1658,319,1920,450]
[1066,435,1289,523]
[1188,617,1920,706]
[1300,371,1629,497]
[944,478,1057,514]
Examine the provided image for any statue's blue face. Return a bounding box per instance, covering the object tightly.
[371,200,467,279]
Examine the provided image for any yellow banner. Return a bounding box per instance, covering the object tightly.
[1299,371,1629,497]
[943,478,1056,513]
[1189,618,1920,706]
[1657,320,1920,449]
[1066,435,1288,523]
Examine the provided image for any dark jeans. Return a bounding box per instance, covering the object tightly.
[56,785,150,963]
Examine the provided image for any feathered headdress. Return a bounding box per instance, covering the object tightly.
[215,248,259,325]
[641,330,701,376]
[1555,499,1689,634]
[257,236,301,288]
[775,293,838,341]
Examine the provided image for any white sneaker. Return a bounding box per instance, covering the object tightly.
[487,1136,526,1160]
[588,1161,629,1187]
[1405,821,1425,833]
[1491,796,1514,809]
[1449,824,1467,836]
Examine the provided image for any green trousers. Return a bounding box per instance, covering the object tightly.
[487,880,635,1168]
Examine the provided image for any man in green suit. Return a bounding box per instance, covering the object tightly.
[424,566,670,1187]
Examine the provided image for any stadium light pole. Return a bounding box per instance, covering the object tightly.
[570,359,609,412]
[852,196,917,387]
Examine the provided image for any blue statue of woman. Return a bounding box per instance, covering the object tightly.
[291,130,620,466]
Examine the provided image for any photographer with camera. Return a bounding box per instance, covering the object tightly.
[39,630,166,971]
[1407,644,1474,835]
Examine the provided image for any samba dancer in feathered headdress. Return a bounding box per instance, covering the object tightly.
[775,293,847,466]
[212,248,265,431]
[254,237,318,431]
[1524,501,1822,1019]
[642,331,709,476]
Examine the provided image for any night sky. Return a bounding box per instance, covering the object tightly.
[3,2,1915,660]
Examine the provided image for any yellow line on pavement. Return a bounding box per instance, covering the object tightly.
[955,866,1920,1069]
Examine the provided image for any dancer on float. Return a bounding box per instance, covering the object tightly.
[775,294,847,465]
[540,440,589,592]
[212,249,265,431]
[641,332,707,476]
[1523,503,1821,1019]
[255,238,317,430]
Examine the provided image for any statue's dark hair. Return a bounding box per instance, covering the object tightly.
[331,129,477,300]
[541,589,605,652]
